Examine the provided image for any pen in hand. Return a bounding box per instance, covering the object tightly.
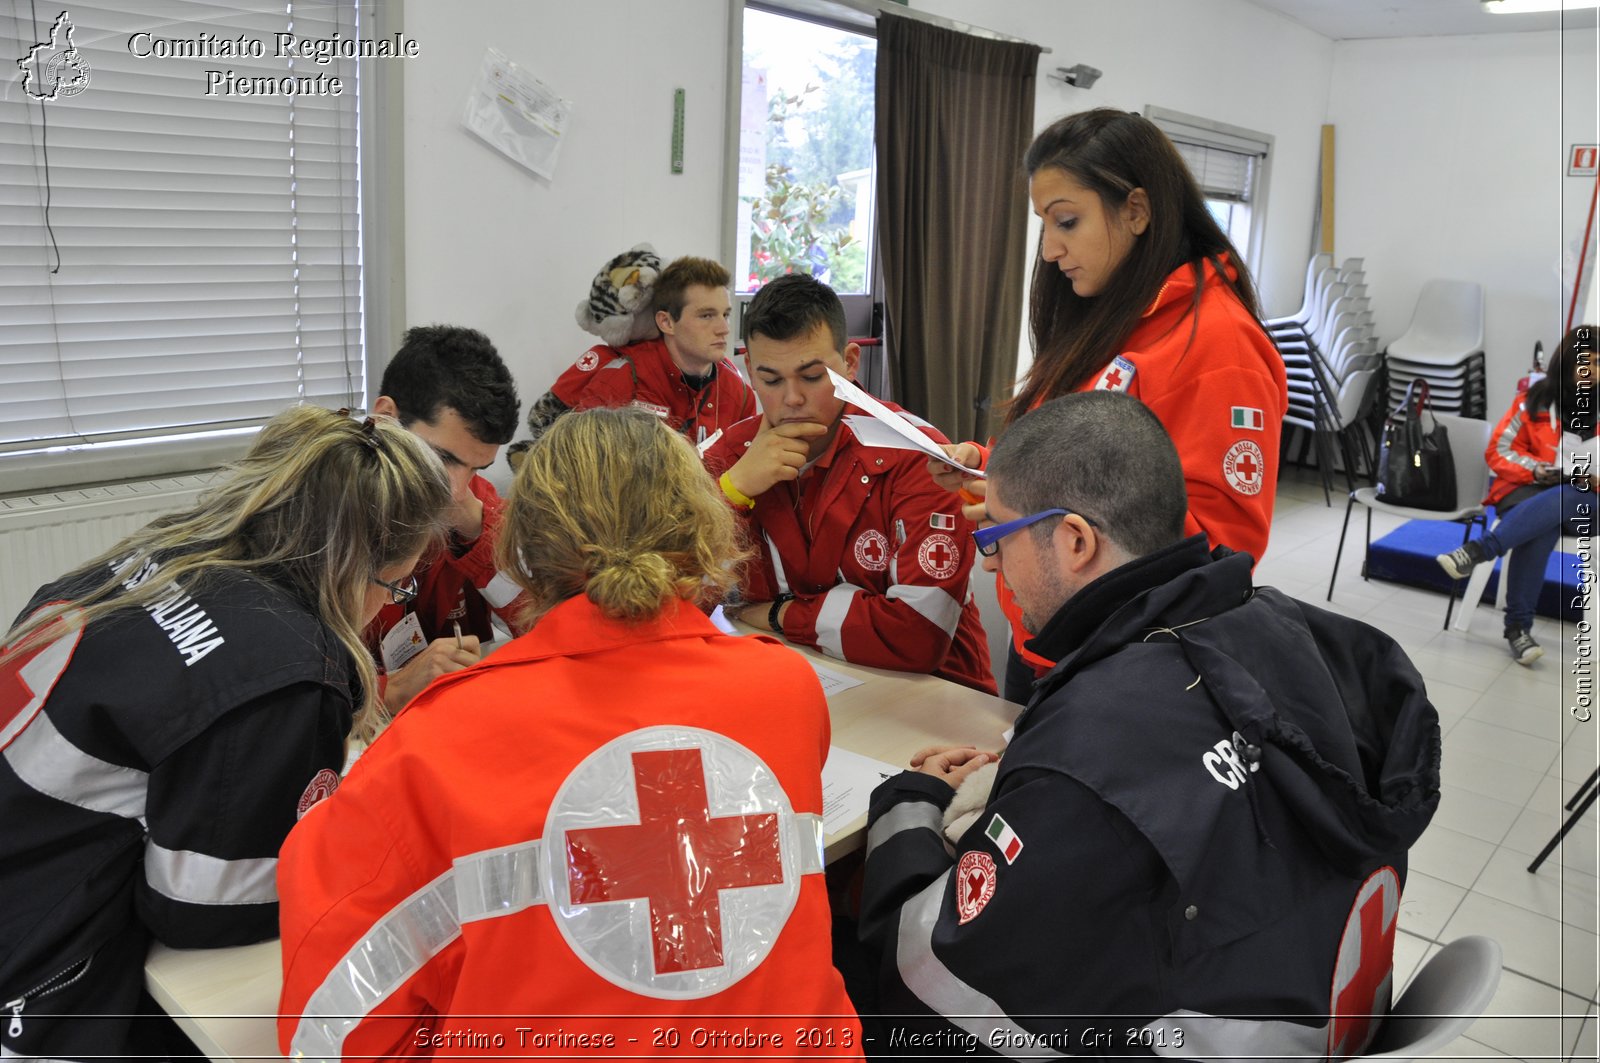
[453,621,463,652]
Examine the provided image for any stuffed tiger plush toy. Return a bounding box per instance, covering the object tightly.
[508,243,666,474]
[573,242,663,348]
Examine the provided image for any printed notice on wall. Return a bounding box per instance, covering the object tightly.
[463,48,572,179]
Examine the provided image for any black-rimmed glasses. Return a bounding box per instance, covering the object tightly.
[371,573,419,605]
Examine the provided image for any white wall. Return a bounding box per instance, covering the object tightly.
[1328,27,1599,417]
[401,0,731,434]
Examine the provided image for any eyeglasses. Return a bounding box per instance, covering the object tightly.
[971,507,1097,557]
[371,573,419,605]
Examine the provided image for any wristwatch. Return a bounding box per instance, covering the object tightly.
[769,593,795,634]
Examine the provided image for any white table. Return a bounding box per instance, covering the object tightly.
[146,633,1021,1060]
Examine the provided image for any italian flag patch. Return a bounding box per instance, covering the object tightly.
[1230,406,1264,431]
[985,813,1023,864]
[930,512,956,531]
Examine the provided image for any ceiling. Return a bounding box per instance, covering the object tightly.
[1243,0,1595,40]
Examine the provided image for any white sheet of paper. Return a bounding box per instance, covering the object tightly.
[708,604,740,635]
[822,745,902,837]
[828,368,983,477]
[842,414,942,455]
[810,660,865,697]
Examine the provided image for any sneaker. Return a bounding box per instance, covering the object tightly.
[1506,629,1544,666]
[1437,541,1487,580]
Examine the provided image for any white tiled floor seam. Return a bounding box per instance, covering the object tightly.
[1268,463,1598,1060]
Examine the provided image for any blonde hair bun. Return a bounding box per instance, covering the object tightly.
[496,408,746,626]
[585,550,679,620]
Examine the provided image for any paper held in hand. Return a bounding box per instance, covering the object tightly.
[828,368,985,477]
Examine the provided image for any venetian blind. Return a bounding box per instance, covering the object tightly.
[1150,110,1270,204]
[0,0,363,456]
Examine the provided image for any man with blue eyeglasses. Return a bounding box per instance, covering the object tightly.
[859,391,1441,1059]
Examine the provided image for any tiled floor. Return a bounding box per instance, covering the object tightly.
[1259,469,1598,1061]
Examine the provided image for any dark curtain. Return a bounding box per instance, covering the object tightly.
[875,13,1040,443]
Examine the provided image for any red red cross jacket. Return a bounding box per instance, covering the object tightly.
[991,255,1286,670]
[278,595,862,1060]
[705,408,996,695]
[550,338,757,445]
[1483,392,1563,506]
[364,475,528,677]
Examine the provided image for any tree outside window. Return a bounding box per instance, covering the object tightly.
[738,10,875,295]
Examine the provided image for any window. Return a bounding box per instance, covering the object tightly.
[1,0,371,494]
[1146,106,1272,273]
[735,7,876,299]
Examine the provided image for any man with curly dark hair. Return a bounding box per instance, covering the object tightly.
[369,324,525,710]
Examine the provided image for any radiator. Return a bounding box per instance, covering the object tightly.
[0,474,218,625]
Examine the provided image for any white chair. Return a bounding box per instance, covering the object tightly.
[1388,279,1485,366]
[1363,936,1502,1059]
[1450,530,1591,633]
[1327,414,1492,629]
[1266,253,1333,333]
[1271,266,1341,348]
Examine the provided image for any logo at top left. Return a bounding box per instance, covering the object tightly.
[18,11,92,101]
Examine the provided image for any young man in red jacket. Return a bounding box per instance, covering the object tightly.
[705,275,995,694]
[367,324,525,710]
[526,256,757,450]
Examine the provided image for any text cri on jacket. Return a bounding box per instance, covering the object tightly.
[1203,738,1256,790]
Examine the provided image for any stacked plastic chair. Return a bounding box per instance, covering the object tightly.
[1384,279,1487,418]
[1273,257,1379,503]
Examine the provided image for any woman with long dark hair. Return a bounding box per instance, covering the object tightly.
[1437,325,1596,664]
[934,109,1287,700]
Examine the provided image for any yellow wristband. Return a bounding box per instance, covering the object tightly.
[720,471,757,509]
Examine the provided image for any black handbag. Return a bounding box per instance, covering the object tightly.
[1375,379,1457,510]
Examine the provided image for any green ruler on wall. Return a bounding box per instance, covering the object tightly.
[670,88,685,174]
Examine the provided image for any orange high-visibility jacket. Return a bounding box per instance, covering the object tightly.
[278,594,862,1060]
[1483,393,1562,506]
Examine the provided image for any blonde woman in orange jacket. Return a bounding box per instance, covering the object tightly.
[277,408,862,1060]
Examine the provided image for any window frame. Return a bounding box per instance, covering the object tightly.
[1145,105,1274,278]
[724,0,882,345]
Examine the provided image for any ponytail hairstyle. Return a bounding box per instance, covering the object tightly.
[498,407,746,625]
[1,406,452,740]
[1011,108,1263,422]
[1525,325,1596,439]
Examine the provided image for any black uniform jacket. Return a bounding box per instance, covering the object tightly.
[860,537,1441,1059]
[1,558,355,1059]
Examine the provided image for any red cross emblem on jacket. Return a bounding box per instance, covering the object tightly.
[566,747,784,974]
[547,726,814,998]
[1095,356,1136,393]
[0,607,82,751]
[1327,866,1400,1058]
